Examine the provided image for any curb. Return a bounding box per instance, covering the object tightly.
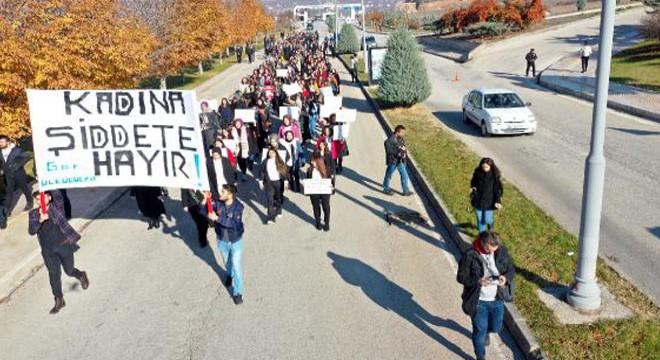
[538,75,660,123]
[0,187,127,304]
[336,55,548,360]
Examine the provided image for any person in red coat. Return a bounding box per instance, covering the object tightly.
[316,125,345,174]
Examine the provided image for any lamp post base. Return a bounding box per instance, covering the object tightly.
[567,280,602,311]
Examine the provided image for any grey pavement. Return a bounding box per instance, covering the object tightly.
[539,53,660,122]
[0,54,523,359]
[420,7,660,305]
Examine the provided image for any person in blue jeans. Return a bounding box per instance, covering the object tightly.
[203,184,245,305]
[457,231,514,360]
[470,158,503,233]
[382,125,413,196]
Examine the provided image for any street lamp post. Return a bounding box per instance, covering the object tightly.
[335,0,339,47]
[361,0,368,77]
[566,0,616,311]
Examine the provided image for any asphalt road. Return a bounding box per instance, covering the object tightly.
[0,56,522,359]
[348,9,660,305]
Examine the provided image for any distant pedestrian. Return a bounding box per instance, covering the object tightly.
[0,134,33,218]
[350,55,359,82]
[236,45,243,64]
[579,41,592,73]
[470,158,503,233]
[199,101,219,153]
[258,146,289,224]
[525,48,537,77]
[133,186,166,230]
[457,231,514,360]
[182,189,209,247]
[307,155,332,231]
[28,190,89,314]
[382,125,412,196]
[203,185,245,305]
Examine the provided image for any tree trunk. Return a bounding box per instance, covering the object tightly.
[159,76,167,90]
[198,62,204,74]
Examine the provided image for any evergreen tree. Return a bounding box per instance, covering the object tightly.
[378,26,431,107]
[326,15,336,33]
[337,23,360,54]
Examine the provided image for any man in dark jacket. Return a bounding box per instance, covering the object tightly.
[382,125,412,196]
[457,231,514,360]
[525,48,537,77]
[202,185,245,305]
[28,190,89,314]
[0,134,33,217]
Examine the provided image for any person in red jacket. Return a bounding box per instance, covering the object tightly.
[316,125,345,174]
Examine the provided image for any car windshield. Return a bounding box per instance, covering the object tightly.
[366,36,375,42]
[483,93,525,108]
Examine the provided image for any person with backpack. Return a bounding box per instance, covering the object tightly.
[457,231,514,360]
[525,48,537,77]
[470,158,503,233]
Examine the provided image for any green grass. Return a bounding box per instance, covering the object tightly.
[140,55,239,90]
[374,100,660,360]
[610,39,660,92]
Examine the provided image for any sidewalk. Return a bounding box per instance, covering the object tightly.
[539,54,660,122]
[0,53,263,303]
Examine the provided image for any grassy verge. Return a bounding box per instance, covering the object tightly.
[610,39,660,92]
[140,55,239,90]
[372,98,660,359]
[340,54,369,84]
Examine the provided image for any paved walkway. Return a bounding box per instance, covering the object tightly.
[0,57,522,359]
[539,51,660,122]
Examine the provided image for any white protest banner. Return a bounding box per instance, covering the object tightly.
[320,86,334,98]
[324,96,342,109]
[198,99,218,111]
[333,123,351,140]
[239,84,249,93]
[234,109,256,123]
[337,108,357,123]
[302,178,333,195]
[279,106,300,121]
[276,69,288,78]
[282,83,302,96]
[320,105,340,118]
[26,89,210,191]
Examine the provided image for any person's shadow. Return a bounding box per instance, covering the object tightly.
[327,252,473,359]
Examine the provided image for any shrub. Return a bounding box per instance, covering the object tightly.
[336,23,360,54]
[641,12,660,40]
[577,0,587,11]
[466,21,514,37]
[438,0,546,34]
[326,15,336,33]
[378,27,431,106]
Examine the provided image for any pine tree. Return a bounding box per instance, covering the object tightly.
[337,23,360,54]
[378,26,431,107]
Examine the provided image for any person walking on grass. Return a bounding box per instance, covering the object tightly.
[202,185,245,305]
[457,231,514,360]
[525,48,537,77]
[579,41,592,73]
[350,54,359,82]
[28,190,89,314]
[470,158,503,234]
[382,125,412,196]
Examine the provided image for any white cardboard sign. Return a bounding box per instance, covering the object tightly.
[26,89,210,191]
[279,106,301,121]
[302,178,333,195]
[234,109,257,123]
[276,69,288,78]
[337,108,357,123]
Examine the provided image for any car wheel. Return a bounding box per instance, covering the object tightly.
[463,109,469,123]
[525,132,535,136]
[480,121,490,137]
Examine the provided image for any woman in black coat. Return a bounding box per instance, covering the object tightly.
[181,189,208,247]
[470,158,503,234]
[133,186,166,230]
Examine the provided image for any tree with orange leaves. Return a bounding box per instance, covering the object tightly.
[0,0,155,141]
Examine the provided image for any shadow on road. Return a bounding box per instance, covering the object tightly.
[648,226,660,240]
[488,71,553,93]
[327,251,473,359]
[609,127,660,136]
[432,110,482,137]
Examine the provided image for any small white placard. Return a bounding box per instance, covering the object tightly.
[234,109,256,123]
[302,178,333,195]
[279,106,301,121]
[333,123,351,140]
[276,69,288,78]
[320,86,334,98]
[320,105,340,118]
[337,108,357,123]
[324,96,342,109]
[282,83,302,96]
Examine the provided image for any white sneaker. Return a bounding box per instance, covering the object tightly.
[266,220,275,225]
[277,214,283,218]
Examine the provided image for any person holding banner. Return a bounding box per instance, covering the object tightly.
[133,186,166,230]
[202,185,245,305]
[182,189,209,248]
[306,156,332,232]
[277,115,302,142]
[28,190,89,314]
[258,146,289,225]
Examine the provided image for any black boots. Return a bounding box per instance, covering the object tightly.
[79,272,89,290]
[50,297,66,314]
[315,219,322,230]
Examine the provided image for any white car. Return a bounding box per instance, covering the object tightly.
[462,89,537,136]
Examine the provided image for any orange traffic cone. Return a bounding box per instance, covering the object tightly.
[453,70,460,82]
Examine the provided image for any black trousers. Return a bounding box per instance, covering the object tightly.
[237,157,248,175]
[42,246,83,298]
[525,61,536,77]
[266,180,283,221]
[288,165,301,192]
[310,194,330,225]
[4,174,32,214]
[189,209,209,246]
[581,56,589,72]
